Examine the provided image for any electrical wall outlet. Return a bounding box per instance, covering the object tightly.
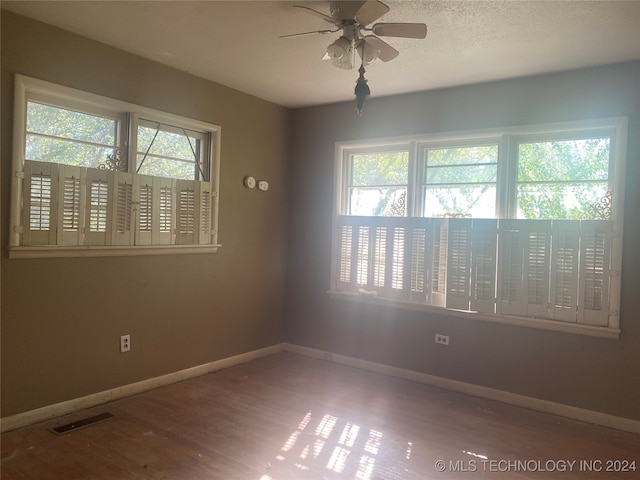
[435,333,450,346]
[120,334,131,353]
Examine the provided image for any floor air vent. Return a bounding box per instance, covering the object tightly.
[50,412,114,435]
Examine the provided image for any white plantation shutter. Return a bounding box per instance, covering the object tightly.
[337,223,354,289]
[175,180,213,245]
[356,225,370,286]
[155,177,175,245]
[176,180,198,244]
[391,227,406,292]
[330,216,616,332]
[524,221,551,318]
[497,220,552,318]
[112,172,134,246]
[549,221,580,322]
[58,165,85,246]
[578,221,612,326]
[446,219,471,310]
[22,160,58,246]
[409,221,428,303]
[470,219,497,314]
[135,175,154,246]
[497,220,525,316]
[84,169,112,245]
[373,226,387,288]
[429,218,448,307]
[198,181,213,245]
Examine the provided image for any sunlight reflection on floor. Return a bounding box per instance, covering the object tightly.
[263,410,413,480]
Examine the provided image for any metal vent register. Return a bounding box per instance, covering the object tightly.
[49,412,114,435]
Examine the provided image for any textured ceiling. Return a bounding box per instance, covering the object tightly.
[2,1,640,108]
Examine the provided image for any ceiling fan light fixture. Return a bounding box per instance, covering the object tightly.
[326,36,352,60]
[358,40,379,65]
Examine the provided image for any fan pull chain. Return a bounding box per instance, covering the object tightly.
[354,63,370,116]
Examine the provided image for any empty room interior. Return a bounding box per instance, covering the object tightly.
[1,1,639,479]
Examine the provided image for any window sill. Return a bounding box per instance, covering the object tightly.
[328,290,620,340]
[8,244,221,259]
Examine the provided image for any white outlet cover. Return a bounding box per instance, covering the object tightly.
[257,180,269,191]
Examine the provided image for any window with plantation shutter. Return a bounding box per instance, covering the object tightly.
[331,117,627,338]
[11,75,221,257]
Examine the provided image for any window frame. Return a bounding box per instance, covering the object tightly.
[10,74,221,258]
[331,118,628,339]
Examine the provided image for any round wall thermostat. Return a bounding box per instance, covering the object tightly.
[243,176,256,189]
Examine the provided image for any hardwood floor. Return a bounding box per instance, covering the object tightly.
[2,352,639,479]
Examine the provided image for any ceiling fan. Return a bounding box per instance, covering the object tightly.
[281,0,428,70]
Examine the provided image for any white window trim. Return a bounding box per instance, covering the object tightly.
[330,118,628,339]
[10,74,222,257]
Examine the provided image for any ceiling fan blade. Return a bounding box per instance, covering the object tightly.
[293,5,340,26]
[280,29,337,39]
[363,36,399,62]
[372,22,427,39]
[355,0,390,25]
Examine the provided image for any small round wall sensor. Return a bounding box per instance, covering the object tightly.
[257,180,270,192]
[243,176,256,189]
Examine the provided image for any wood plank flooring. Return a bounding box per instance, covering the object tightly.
[2,352,639,479]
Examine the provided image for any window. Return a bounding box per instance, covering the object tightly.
[331,119,627,338]
[10,75,220,257]
[515,136,610,220]
[136,119,208,180]
[347,149,409,216]
[26,101,123,169]
[422,144,498,218]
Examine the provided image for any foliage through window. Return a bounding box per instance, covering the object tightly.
[10,75,220,256]
[422,145,498,218]
[348,150,408,216]
[136,119,208,181]
[332,120,627,337]
[26,101,121,169]
[516,137,610,220]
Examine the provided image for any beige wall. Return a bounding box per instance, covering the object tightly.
[1,12,291,416]
[285,62,640,420]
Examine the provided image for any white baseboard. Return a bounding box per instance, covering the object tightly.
[283,343,640,434]
[0,343,284,433]
[3,342,639,435]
